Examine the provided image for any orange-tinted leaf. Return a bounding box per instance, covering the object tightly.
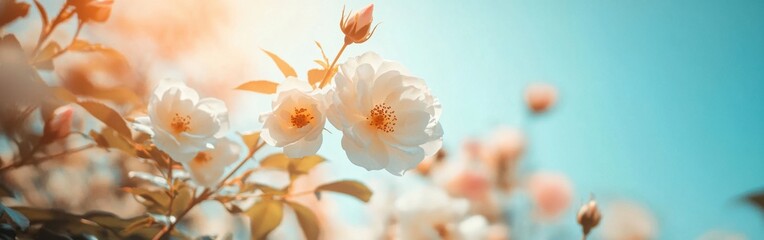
[52,87,78,103]
[262,49,297,78]
[235,80,279,94]
[70,39,129,66]
[314,41,329,63]
[246,200,283,240]
[307,68,325,87]
[77,100,132,139]
[285,201,319,240]
[315,180,372,202]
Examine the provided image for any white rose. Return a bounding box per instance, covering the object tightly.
[260,77,327,158]
[183,138,241,188]
[329,52,443,176]
[394,186,483,240]
[147,78,229,162]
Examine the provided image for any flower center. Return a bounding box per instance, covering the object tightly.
[434,223,451,239]
[171,113,191,134]
[290,107,314,128]
[367,103,397,133]
[193,152,212,164]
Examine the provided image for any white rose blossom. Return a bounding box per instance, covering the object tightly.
[145,78,229,162]
[328,52,443,175]
[183,138,241,188]
[394,186,487,240]
[260,77,328,158]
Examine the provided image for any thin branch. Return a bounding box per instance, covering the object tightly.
[0,143,95,173]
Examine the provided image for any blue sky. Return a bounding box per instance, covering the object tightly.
[323,0,764,238]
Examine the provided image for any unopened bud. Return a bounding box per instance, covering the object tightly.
[577,198,602,237]
[340,4,377,44]
[42,105,74,143]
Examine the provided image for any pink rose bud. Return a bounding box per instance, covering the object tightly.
[341,4,377,44]
[525,83,557,113]
[42,105,74,143]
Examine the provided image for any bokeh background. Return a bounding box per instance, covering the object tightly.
[5,0,764,239]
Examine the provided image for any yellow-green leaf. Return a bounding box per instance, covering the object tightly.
[235,80,279,94]
[259,153,290,170]
[171,185,193,216]
[246,200,283,240]
[262,49,297,78]
[315,180,372,202]
[240,131,261,153]
[34,41,60,69]
[290,155,324,174]
[77,100,132,139]
[285,201,319,240]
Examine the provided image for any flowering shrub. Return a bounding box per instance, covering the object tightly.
[9,1,754,240]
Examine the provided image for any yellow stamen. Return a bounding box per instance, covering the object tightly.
[290,107,314,128]
[367,103,397,133]
[171,113,191,134]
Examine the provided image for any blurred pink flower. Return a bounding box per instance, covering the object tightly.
[527,172,573,220]
[447,169,492,201]
[43,105,74,143]
[525,83,557,113]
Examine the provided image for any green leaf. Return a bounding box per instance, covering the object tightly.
[259,153,290,170]
[262,49,297,78]
[11,207,171,239]
[240,131,261,153]
[246,200,283,240]
[285,201,319,240]
[235,80,279,94]
[315,180,372,202]
[77,100,132,139]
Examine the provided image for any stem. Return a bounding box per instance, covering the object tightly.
[40,21,84,62]
[582,233,587,240]
[163,155,175,236]
[0,143,94,173]
[32,4,69,56]
[318,42,350,88]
